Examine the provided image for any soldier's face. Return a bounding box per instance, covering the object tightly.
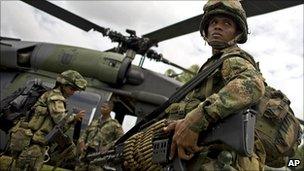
[63,85,78,96]
[101,103,111,116]
[207,15,238,44]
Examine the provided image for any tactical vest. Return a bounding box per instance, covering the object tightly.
[29,89,67,144]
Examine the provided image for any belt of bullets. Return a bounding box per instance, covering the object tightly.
[123,119,168,170]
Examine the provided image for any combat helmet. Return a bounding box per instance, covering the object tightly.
[200,0,248,44]
[56,70,87,90]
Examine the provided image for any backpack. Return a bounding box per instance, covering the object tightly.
[0,79,50,133]
[254,85,302,167]
[226,51,302,167]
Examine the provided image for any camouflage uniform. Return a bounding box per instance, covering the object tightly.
[76,117,123,171]
[166,45,266,170]
[11,70,87,171]
[165,1,266,170]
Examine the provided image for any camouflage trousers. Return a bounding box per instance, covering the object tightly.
[12,144,47,171]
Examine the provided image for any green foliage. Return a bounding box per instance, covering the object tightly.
[165,64,199,83]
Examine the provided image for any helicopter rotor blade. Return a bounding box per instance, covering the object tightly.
[21,0,303,45]
[143,0,303,43]
[20,0,109,36]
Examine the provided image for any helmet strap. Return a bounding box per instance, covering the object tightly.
[204,32,241,50]
[207,39,229,49]
[227,34,241,46]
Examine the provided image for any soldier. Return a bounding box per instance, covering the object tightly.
[76,101,124,171]
[11,70,87,171]
[163,0,266,170]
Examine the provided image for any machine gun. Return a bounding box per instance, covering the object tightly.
[152,108,256,170]
[83,108,256,170]
[81,55,257,170]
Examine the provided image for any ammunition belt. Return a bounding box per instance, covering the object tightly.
[123,119,168,170]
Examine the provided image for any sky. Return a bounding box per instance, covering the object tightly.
[1,1,303,132]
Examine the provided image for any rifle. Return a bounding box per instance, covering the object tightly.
[45,115,73,150]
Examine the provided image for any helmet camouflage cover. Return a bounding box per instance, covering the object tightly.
[57,70,87,90]
[200,0,248,44]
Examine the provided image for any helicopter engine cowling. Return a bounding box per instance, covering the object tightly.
[31,43,132,86]
[1,40,143,86]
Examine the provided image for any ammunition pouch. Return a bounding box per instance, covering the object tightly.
[28,106,48,131]
[9,121,33,153]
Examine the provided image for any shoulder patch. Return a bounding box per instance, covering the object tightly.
[49,94,65,101]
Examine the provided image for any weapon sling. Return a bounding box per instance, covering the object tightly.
[116,52,238,145]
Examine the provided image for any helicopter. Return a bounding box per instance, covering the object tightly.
[1,0,303,169]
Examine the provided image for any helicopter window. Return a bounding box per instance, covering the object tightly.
[88,107,97,126]
[110,111,116,119]
[65,91,101,129]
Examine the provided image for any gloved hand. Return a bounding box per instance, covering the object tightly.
[74,110,86,122]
